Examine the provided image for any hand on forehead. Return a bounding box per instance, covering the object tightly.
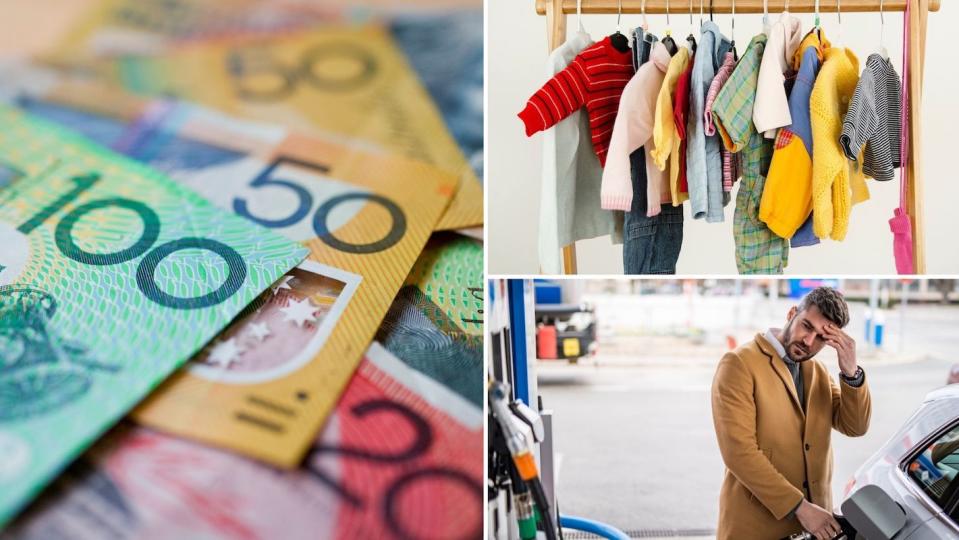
[795,304,834,336]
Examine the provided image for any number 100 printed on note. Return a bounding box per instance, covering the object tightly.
[0,105,308,526]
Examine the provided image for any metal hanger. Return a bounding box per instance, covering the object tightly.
[815,0,821,29]
[616,0,622,33]
[662,0,679,54]
[688,0,695,37]
[781,0,790,33]
[666,0,672,35]
[836,0,842,43]
[641,0,649,32]
[687,0,698,50]
[576,0,586,33]
[609,0,630,52]
[878,0,889,59]
[729,0,737,58]
[762,0,770,33]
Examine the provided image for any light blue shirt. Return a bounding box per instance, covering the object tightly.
[687,21,731,222]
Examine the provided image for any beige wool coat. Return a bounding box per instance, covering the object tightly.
[711,333,871,540]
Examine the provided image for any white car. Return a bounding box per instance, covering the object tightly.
[840,384,959,539]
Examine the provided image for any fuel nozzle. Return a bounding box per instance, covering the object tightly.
[489,381,540,482]
[488,381,557,540]
[779,515,856,540]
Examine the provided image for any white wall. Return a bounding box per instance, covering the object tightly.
[488,0,958,274]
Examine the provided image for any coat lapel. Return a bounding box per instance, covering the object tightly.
[756,333,806,420]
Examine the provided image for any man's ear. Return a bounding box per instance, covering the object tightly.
[787,305,798,322]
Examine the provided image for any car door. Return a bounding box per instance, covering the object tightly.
[902,421,959,539]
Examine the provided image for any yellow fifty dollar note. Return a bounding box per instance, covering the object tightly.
[71,24,482,230]
[129,102,458,467]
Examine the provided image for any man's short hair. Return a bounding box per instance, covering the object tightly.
[798,286,850,328]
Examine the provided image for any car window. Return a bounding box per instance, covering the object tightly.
[907,423,959,516]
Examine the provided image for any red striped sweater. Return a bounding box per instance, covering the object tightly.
[518,36,634,166]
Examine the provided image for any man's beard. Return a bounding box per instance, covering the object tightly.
[781,322,815,362]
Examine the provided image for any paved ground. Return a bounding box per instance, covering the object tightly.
[537,301,958,538]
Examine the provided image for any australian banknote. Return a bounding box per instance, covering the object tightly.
[376,233,483,408]
[0,104,308,526]
[44,0,484,201]
[46,18,483,230]
[1,343,483,540]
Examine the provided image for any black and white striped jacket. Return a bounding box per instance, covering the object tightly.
[839,53,902,182]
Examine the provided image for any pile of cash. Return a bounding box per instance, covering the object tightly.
[0,1,483,538]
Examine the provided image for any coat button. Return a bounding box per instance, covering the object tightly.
[805,443,811,451]
[803,481,809,488]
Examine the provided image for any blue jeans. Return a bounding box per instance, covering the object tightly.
[791,214,820,247]
[623,149,684,274]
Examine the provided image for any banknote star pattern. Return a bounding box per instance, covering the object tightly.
[207,338,244,367]
[246,321,271,342]
[271,275,294,295]
[280,297,318,327]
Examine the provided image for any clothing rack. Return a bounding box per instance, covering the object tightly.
[535,0,937,275]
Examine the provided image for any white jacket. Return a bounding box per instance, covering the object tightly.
[538,31,622,273]
[754,13,803,138]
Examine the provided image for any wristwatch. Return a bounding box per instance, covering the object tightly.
[840,366,864,385]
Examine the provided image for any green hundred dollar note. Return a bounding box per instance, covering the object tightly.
[0,105,309,527]
[376,233,483,407]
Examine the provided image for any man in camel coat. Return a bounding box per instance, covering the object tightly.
[711,286,871,540]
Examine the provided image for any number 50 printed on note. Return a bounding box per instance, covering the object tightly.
[118,102,459,468]
[0,105,308,527]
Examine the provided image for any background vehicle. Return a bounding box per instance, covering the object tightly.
[534,280,597,363]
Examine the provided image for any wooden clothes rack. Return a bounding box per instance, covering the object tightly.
[535,0,938,275]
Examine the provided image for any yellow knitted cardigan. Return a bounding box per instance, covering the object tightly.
[650,47,690,205]
[810,47,870,241]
